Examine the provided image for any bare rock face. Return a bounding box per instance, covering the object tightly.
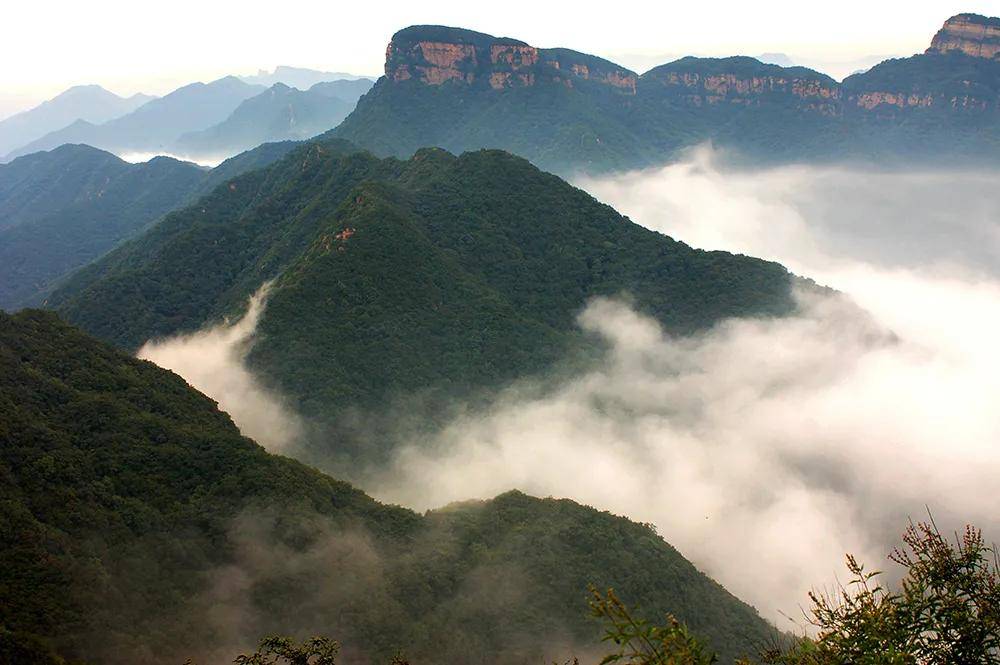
[927,13,1000,60]
[384,25,637,94]
[641,57,841,115]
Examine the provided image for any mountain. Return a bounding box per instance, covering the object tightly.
[329,26,655,174]
[927,13,1000,59]
[47,140,798,466]
[5,77,265,160]
[0,142,303,311]
[0,308,778,664]
[175,80,373,158]
[0,85,153,158]
[241,65,373,88]
[329,17,1000,174]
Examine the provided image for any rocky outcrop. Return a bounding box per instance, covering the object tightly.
[642,57,841,115]
[927,13,1000,60]
[384,25,637,94]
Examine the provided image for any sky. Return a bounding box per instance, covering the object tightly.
[2,0,998,116]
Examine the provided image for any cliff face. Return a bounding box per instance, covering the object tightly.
[927,13,1000,60]
[642,57,841,115]
[385,25,637,93]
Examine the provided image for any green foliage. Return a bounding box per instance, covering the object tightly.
[232,636,341,665]
[48,141,797,465]
[0,310,776,665]
[760,519,1000,664]
[590,587,718,665]
[0,141,299,311]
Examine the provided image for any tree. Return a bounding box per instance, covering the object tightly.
[588,587,717,665]
[763,519,1000,664]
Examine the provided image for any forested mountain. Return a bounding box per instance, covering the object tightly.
[4,77,266,161]
[0,85,153,158]
[0,141,305,312]
[48,140,798,465]
[175,80,373,158]
[330,15,1000,174]
[0,308,777,664]
[0,145,204,309]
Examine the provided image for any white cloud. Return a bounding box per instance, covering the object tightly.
[137,283,303,452]
[369,150,1000,624]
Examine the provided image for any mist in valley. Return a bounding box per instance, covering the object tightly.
[135,147,1000,628]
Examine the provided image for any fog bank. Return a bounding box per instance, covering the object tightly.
[370,149,1000,624]
[138,284,302,451]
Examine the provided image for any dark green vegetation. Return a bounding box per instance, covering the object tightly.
[176,80,373,159]
[588,520,1000,664]
[48,140,797,463]
[328,24,1000,174]
[0,145,204,309]
[0,309,778,664]
[0,142,300,311]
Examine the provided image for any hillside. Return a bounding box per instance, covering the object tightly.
[0,142,306,312]
[175,80,373,158]
[329,18,1000,173]
[0,308,778,664]
[0,145,205,309]
[48,140,797,465]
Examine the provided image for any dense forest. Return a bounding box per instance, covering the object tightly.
[46,140,799,465]
[0,309,778,664]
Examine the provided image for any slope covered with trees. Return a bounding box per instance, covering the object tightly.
[0,309,778,664]
[0,141,304,311]
[47,140,798,463]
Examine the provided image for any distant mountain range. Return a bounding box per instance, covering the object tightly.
[0,141,302,310]
[2,70,373,163]
[240,64,374,87]
[0,307,777,664]
[47,139,799,469]
[0,85,153,156]
[328,13,1000,174]
[175,79,373,157]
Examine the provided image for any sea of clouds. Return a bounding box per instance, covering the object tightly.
[138,146,1000,627]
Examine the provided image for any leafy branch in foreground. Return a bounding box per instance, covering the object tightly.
[761,518,1000,664]
[588,586,717,665]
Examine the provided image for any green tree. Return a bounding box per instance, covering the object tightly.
[763,519,1000,664]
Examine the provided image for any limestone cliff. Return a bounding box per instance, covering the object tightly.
[384,25,637,93]
[927,13,1000,60]
[641,57,840,115]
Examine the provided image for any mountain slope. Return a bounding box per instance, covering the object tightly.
[330,19,1000,173]
[175,80,372,158]
[0,141,305,311]
[0,85,153,158]
[48,141,797,464]
[0,308,778,664]
[5,77,264,160]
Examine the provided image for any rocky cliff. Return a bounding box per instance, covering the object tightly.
[385,25,637,93]
[927,13,1000,60]
[641,57,840,115]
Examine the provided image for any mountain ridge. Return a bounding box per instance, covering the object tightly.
[0,307,778,664]
[330,17,1000,173]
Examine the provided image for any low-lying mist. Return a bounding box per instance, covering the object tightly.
[371,148,1000,623]
[136,146,1000,627]
[137,284,303,452]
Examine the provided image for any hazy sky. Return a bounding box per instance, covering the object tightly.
[3,0,998,111]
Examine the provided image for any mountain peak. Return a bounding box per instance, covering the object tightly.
[384,24,637,93]
[927,13,1000,59]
